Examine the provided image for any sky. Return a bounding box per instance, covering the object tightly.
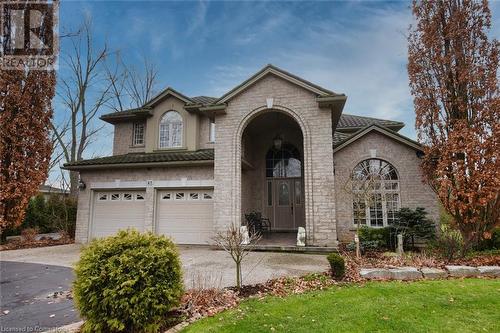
[49,0,500,185]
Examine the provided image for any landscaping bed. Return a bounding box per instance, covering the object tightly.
[0,236,74,251]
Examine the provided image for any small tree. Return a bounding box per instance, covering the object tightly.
[391,207,436,249]
[213,224,261,290]
[342,171,378,257]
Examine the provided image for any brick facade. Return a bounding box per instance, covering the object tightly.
[333,131,439,242]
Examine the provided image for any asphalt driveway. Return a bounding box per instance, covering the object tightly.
[0,261,79,331]
[0,244,328,330]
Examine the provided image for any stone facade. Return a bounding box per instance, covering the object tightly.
[75,166,213,243]
[213,74,338,246]
[333,131,439,243]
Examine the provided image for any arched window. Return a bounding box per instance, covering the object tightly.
[159,111,183,148]
[266,143,302,178]
[351,159,400,227]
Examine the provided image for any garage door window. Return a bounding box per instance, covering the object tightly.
[123,193,132,200]
[162,193,171,200]
[135,194,145,200]
[189,193,199,200]
[98,193,108,201]
[175,192,185,200]
[202,192,213,200]
[111,193,120,200]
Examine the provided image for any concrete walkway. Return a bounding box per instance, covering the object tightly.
[0,244,329,288]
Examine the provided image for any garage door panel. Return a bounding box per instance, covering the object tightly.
[156,190,213,245]
[92,191,146,239]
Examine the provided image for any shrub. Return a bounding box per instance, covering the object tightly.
[326,253,345,279]
[389,207,436,249]
[359,226,391,249]
[431,224,464,261]
[21,227,40,242]
[73,230,184,333]
[475,227,500,251]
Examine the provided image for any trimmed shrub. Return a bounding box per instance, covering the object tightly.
[326,253,345,279]
[73,230,184,333]
[359,226,391,249]
[389,207,436,249]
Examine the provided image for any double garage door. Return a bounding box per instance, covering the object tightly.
[91,189,213,244]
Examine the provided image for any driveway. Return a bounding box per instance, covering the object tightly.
[0,261,79,331]
[1,244,328,330]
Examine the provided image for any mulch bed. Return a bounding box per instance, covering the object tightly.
[0,238,74,251]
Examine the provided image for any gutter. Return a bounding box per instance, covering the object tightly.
[62,159,214,171]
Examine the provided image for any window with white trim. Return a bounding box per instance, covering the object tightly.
[133,123,145,146]
[351,159,400,227]
[159,111,183,148]
[209,118,216,142]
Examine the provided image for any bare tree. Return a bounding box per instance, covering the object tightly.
[213,224,261,290]
[104,54,158,112]
[51,17,112,197]
[342,172,378,258]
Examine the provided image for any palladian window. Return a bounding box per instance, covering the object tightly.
[159,111,183,148]
[351,159,400,227]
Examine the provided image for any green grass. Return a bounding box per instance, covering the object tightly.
[183,279,500,333]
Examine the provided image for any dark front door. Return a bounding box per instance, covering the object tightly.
[266,178,305,230]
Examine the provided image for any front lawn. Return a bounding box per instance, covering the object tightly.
[183,279,500,333]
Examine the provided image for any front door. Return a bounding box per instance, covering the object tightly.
[267,178,305,230]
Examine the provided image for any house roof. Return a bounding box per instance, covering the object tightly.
[337,114,405,131]
[63,149,214,170]
[215,64,344,104]
[191,96,218,105]
[333,124,422,153]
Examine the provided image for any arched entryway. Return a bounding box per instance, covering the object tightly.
[240,111,305,234]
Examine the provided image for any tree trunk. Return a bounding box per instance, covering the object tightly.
[236,261,241,290]
[69,171,79,199]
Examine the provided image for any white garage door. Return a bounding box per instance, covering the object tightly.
[91,191,146,239]
[156,189,213,245]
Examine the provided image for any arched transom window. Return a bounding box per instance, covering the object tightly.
[351,159,400,227]
[159,111,183,148]
[266,143,302,178]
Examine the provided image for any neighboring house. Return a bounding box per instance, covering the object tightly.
[64,65,438,247]
[38,185,69,201]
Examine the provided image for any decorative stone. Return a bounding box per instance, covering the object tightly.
[360,268,391,280]
[240,226,250,245]
[477,266,500,277]
[445,265,479,277]
[421,267,448,279]
[296,227,306,247]
[389,267,422,280]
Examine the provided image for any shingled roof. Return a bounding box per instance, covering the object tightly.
[63,149,214,169]
[337,114,404,131]
[190,96,218,105]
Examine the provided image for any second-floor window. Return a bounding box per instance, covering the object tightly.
[159,111,183,148]
[133,123,145,146]
[209,118,216,142]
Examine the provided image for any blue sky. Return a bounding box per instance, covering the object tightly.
[50,0,500,184]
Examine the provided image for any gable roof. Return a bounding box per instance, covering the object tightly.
[144,87,194,107]
[333,124,422,153]
[215,64,344,104]
[63,149,214,170]
[337,114,405,131]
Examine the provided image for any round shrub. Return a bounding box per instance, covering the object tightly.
[73,230,184,333]
[326,252,345,280]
